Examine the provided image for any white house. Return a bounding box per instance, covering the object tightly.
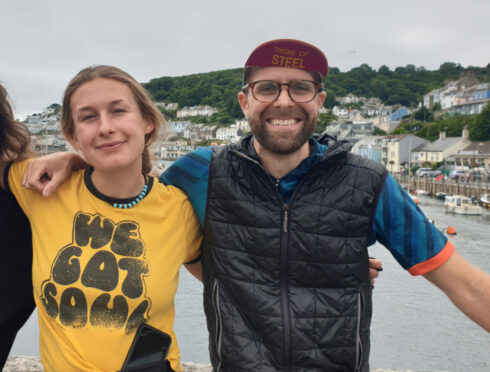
[410,127,471,166]
[159,141,196,160]
[381,134,429,173]
[235,119,250,132]
[216,126,239,142]
[332,106,348,118]
[177,105,218,118]
[423,76,490,114]
[168,121,191,135]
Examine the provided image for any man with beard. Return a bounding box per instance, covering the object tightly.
[22,39,490,371]
[159,39,489,371]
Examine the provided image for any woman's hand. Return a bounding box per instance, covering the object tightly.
[22,152,88,197]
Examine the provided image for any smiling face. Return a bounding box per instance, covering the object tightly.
[68,78,154,175]
[238,66,326,155]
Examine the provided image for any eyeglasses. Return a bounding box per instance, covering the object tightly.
[243,80,323,103]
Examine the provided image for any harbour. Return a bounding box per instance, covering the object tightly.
[395,174,490,201]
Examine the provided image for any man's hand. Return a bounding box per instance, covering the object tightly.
[369,257,383,285]
[22,152,87,197]
[184,261,203,282]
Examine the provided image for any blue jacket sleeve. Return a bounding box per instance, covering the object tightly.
[370,174,450,274]
[159,147,212,228]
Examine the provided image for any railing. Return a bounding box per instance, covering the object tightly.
[393,174,490,199]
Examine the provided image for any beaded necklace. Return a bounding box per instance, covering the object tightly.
[113,182,148,209]
[85,167,150,209]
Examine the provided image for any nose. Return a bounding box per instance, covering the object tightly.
[98,112,115,135]
[274,85,294,107]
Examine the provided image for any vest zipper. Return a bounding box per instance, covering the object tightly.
[281,205,291,372]
[230,149,343,371]
[354,291,364,372]
[212,279,223,372]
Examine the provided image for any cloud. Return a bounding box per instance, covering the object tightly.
[0,0,489,116]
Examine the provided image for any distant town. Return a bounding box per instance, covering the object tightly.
[24,75,490,177]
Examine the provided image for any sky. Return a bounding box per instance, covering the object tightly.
[1,0,489,118]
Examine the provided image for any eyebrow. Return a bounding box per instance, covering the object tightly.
[76,99,127,112]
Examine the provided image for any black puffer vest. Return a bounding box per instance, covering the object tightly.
[202,136,387,372]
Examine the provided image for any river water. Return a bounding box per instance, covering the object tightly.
[11,195,490,371]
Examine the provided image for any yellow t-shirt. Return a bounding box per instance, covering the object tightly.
[8,160,202,372]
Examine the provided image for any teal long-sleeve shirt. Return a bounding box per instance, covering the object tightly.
[160,140,453,275]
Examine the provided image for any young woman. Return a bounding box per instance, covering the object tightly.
[0,66,202,372]
[0,83,35,369]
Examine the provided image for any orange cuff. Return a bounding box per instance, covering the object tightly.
[408,240,455,276]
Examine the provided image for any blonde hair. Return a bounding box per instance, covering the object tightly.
[61,65,166,175]
[0,83,33,161]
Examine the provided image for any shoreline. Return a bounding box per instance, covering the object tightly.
[3,356,449,372]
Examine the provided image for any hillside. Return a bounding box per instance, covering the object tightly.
[143,62,490,119]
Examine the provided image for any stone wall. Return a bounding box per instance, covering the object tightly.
[4,357,448,372]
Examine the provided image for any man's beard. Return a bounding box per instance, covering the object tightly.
[248,108,318,155]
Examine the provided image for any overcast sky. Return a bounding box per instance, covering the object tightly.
[1,0,489,118]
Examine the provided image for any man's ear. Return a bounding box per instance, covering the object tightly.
[316,91,327,108]
[238,91,249,116]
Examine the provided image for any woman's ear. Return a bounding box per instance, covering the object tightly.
[65,131,81,152]
[144,121,155,135]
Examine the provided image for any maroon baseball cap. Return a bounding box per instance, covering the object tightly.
[244,39,329,77]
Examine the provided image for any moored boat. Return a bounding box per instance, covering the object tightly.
[435,192,447,200]
[479,194,490,209]
[445,195,483,215]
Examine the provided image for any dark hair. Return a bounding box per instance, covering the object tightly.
[61,65,166,175]
[0,83,33,161]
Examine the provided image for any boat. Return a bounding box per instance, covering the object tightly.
[435,192,447,200]
[479,194,490,209]
[415,189,429,195]
[445,195,483,215]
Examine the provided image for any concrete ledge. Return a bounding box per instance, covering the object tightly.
[4,357,449,371]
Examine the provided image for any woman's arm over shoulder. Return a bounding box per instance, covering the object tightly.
[22,152,88,197]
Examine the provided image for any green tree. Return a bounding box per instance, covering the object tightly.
[438,62,464,78]
[413,106,433,121]
[470,103,490,141]
[48,103,61,114]
[141,63,488,119]
[323,89,337,108]
[210,111,234,125]
[159,107,177,121]
[315,113,336,133]
[416,122,442,141]
[224,95,243,118]
[377,65,392,76]
[370,79,389,100]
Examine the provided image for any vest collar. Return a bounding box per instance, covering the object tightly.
[235,134,352,163]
